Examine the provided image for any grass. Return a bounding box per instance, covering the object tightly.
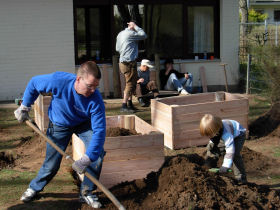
[273,147,280,158]
[248,94,271,123]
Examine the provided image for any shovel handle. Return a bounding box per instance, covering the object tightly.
[26,120,126,210]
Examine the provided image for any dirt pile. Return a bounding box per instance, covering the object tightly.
[81,154,280,210]
[0,151,15,170]
[106,127,140,137]
[249,102,280,138]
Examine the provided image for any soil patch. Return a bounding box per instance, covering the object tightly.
[106,127,140,137]
[81,154,280,210]
[0,151,15,170]
[249,102,280,138]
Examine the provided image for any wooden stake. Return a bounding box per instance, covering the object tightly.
[220,63,228,92]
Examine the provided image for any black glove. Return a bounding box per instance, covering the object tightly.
[204,157,218,168]
[219,166,229,173]
[72,154,91,174]
[210,128,223,145]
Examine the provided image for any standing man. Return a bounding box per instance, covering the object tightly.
[116,20,147,113]
[136,59,159,107]
[14,61,106,209]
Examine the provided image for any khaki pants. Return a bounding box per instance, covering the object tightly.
[135,81,159,98]
[119,61,138,96]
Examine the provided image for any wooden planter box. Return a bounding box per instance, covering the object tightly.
[151,92,249,150]
[34,95,51,132]
[34,95,164,188]
[72,115,164,189]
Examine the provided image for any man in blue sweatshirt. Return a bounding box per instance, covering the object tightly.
[14,61,106,208]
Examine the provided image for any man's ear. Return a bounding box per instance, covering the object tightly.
[76,76,82,82]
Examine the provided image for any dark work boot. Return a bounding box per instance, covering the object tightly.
[138,97,146,107]
[120,103,135,113]
[127,100,137,111]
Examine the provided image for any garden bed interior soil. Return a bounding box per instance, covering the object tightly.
[106,127,140,137]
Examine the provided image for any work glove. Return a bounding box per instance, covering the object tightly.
[219,166,230,173]
[72,154,91,174]
[14,104,31,123]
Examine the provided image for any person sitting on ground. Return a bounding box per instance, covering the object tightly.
[200,114,247,184]
[135,59,159,107]
[159,58,193,95]
[14,61,106,209]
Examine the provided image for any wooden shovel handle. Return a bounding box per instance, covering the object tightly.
[25,120,125,210]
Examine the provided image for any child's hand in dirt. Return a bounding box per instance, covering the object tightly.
[219,166,230,173]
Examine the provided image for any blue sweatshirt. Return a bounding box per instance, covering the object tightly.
[22,72,106,162]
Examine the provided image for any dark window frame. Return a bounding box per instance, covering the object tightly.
[73,0,220,64]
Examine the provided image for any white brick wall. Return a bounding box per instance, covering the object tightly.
[0,0,75,101]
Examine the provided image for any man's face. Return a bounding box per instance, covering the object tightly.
[166,63,173,70]
[76,74,99,97]
[141,65,149,72]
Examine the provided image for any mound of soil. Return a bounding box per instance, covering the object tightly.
[249,102,280,138]
[0,151,15,170]
[84,154,280,210]
[106,127,140,137]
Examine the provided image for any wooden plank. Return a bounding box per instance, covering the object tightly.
[124,115,135,130]
[164,135,174,149]
[106,115,124,128]
[113,55,121,98]
[99,168,160,189]
[151,99,172,113]
[104,133,163,150]
[172,98,249,115]
[174,136,209,149]
[104,146,164,161]
[101,64,110,98]
[157,92,214,106]
[102,157,164,174]
[134,115,159,134]
[173,105,248,124]
[199,66,208,92]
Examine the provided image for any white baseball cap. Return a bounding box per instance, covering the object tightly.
[141,59,154,68]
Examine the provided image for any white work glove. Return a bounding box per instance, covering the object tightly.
[14,104,31,123]
[72,154,91,174]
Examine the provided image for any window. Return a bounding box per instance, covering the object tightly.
[74,6,111,64]
[113,1,219,60]
[74,0,220,64]
[274,10,280,22]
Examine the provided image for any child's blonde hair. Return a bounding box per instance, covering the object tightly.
[200,114,223,138]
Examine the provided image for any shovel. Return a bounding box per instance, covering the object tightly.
[26,120,125,210]
[209,168,232,173]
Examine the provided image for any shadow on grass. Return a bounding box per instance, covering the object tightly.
[7,193,81,210]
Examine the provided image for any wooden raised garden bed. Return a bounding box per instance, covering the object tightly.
[151,92,249,150]
[73,115,164,188]
[34,95,164,188]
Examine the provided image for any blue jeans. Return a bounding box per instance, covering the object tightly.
[164,73,193,93]
[29,121,105,194]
